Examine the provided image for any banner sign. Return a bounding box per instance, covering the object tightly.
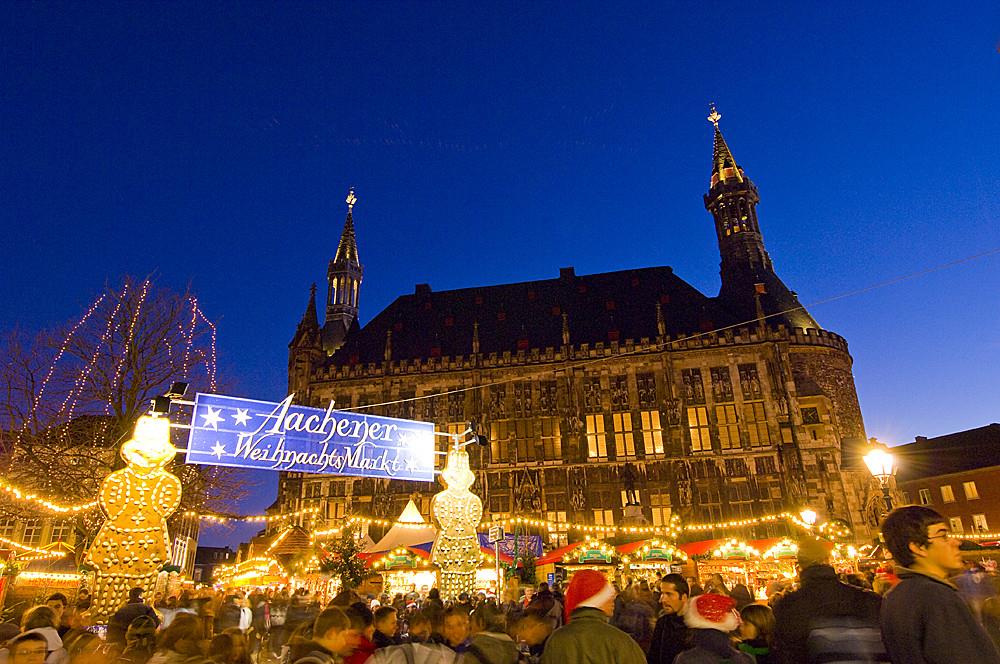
[477,534,544,558]
[185,393,435,481]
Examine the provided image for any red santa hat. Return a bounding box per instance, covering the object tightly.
[683,593,741,632]
[564,569,616,619]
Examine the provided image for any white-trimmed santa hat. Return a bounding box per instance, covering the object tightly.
[683,593,741,632]
[564,569,616,619]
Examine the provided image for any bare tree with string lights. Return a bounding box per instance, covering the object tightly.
[0,276,248,557]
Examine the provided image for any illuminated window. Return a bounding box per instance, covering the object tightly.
[716,404,740,450]
[974,514,989,532]
[941,485,955,503]
[49,520,72,544]
[687,407,711,452]
[22,521,42,546]
[586,414,608,459]
[514,420,535,462]
[612,413,636,458]
[964,481,979,500]
[949,517,963,533]
[650,492,671,527]
[547,511,568,548]
[743,402,771,447]
[593,509,614,526]
[0,519,15,538]
[490,421,513,463]
[640,410,664,456]
[327,502,346,520]
[540,418,562,462]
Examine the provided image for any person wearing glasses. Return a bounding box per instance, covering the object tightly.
[6,633,49,664]
[880,505,1000,663]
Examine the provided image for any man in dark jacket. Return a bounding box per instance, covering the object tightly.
[880,506,1000,664]
[108,588,160,648]
[772,538,887,664]
[540,569,645,664]
[647,574,689,664]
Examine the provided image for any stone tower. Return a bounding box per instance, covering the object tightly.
[287,283,323,396]
[322,188,364,354]
[703,106,818,331]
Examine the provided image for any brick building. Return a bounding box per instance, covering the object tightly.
[894,424,1000,536]
[276,111,875,546]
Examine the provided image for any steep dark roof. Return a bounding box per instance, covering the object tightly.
[330,266,738,365]
[893,424,1000,482]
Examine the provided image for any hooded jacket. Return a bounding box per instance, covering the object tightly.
[539,607,646,664]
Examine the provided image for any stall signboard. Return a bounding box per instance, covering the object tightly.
[642,546,678,562]
[577,548,613,564]
[383,553,420,570]
[185,393,435,481]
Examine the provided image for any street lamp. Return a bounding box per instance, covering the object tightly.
[864,438,896,514]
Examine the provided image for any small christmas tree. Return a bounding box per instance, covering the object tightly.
[320,525,369,590]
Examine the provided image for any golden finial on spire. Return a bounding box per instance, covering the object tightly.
[346,187,357,211]
[707,103,722,127]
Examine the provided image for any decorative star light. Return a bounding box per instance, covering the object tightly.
[201,406,224,430]
[211,442,227,459]
[232,408,252,426]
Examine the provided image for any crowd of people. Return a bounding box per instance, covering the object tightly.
[2,505,1000,663]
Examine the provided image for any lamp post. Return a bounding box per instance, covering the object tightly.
[864,439,896,515]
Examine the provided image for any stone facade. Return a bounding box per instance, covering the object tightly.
[276,115,872,546]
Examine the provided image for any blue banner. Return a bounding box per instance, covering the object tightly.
[477,533,544,558]
[185,393,436,481]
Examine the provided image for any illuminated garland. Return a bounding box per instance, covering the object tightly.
[214,556,284,585]
[0,479,98,514]
[186,506,319,523]
[0,535,69,557]
[574,539,617,563]
[347,509,812,539]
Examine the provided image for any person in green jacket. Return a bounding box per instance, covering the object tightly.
[540,570,646,664]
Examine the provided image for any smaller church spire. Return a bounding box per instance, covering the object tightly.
[708,103,743,186]
[303,283,318,326]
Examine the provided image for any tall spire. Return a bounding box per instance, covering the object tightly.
[289,284,320,348]
[703,107,819,331]
[708,104,743,187]
[303,283,318,327]
[323,187,364,354]
[334,188,360,265]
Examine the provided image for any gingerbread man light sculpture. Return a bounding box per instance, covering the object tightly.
[430,442,483,601]
[85,414,182,619]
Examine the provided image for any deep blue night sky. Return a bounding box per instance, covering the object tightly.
[2,2,998,546]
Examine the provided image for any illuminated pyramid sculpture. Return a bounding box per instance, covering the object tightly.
[430,443,483,601]
[84,414,182,619]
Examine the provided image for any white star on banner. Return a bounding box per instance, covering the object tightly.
[232,408,252,426]
[201,406,224,430]
[211,442,227,459]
